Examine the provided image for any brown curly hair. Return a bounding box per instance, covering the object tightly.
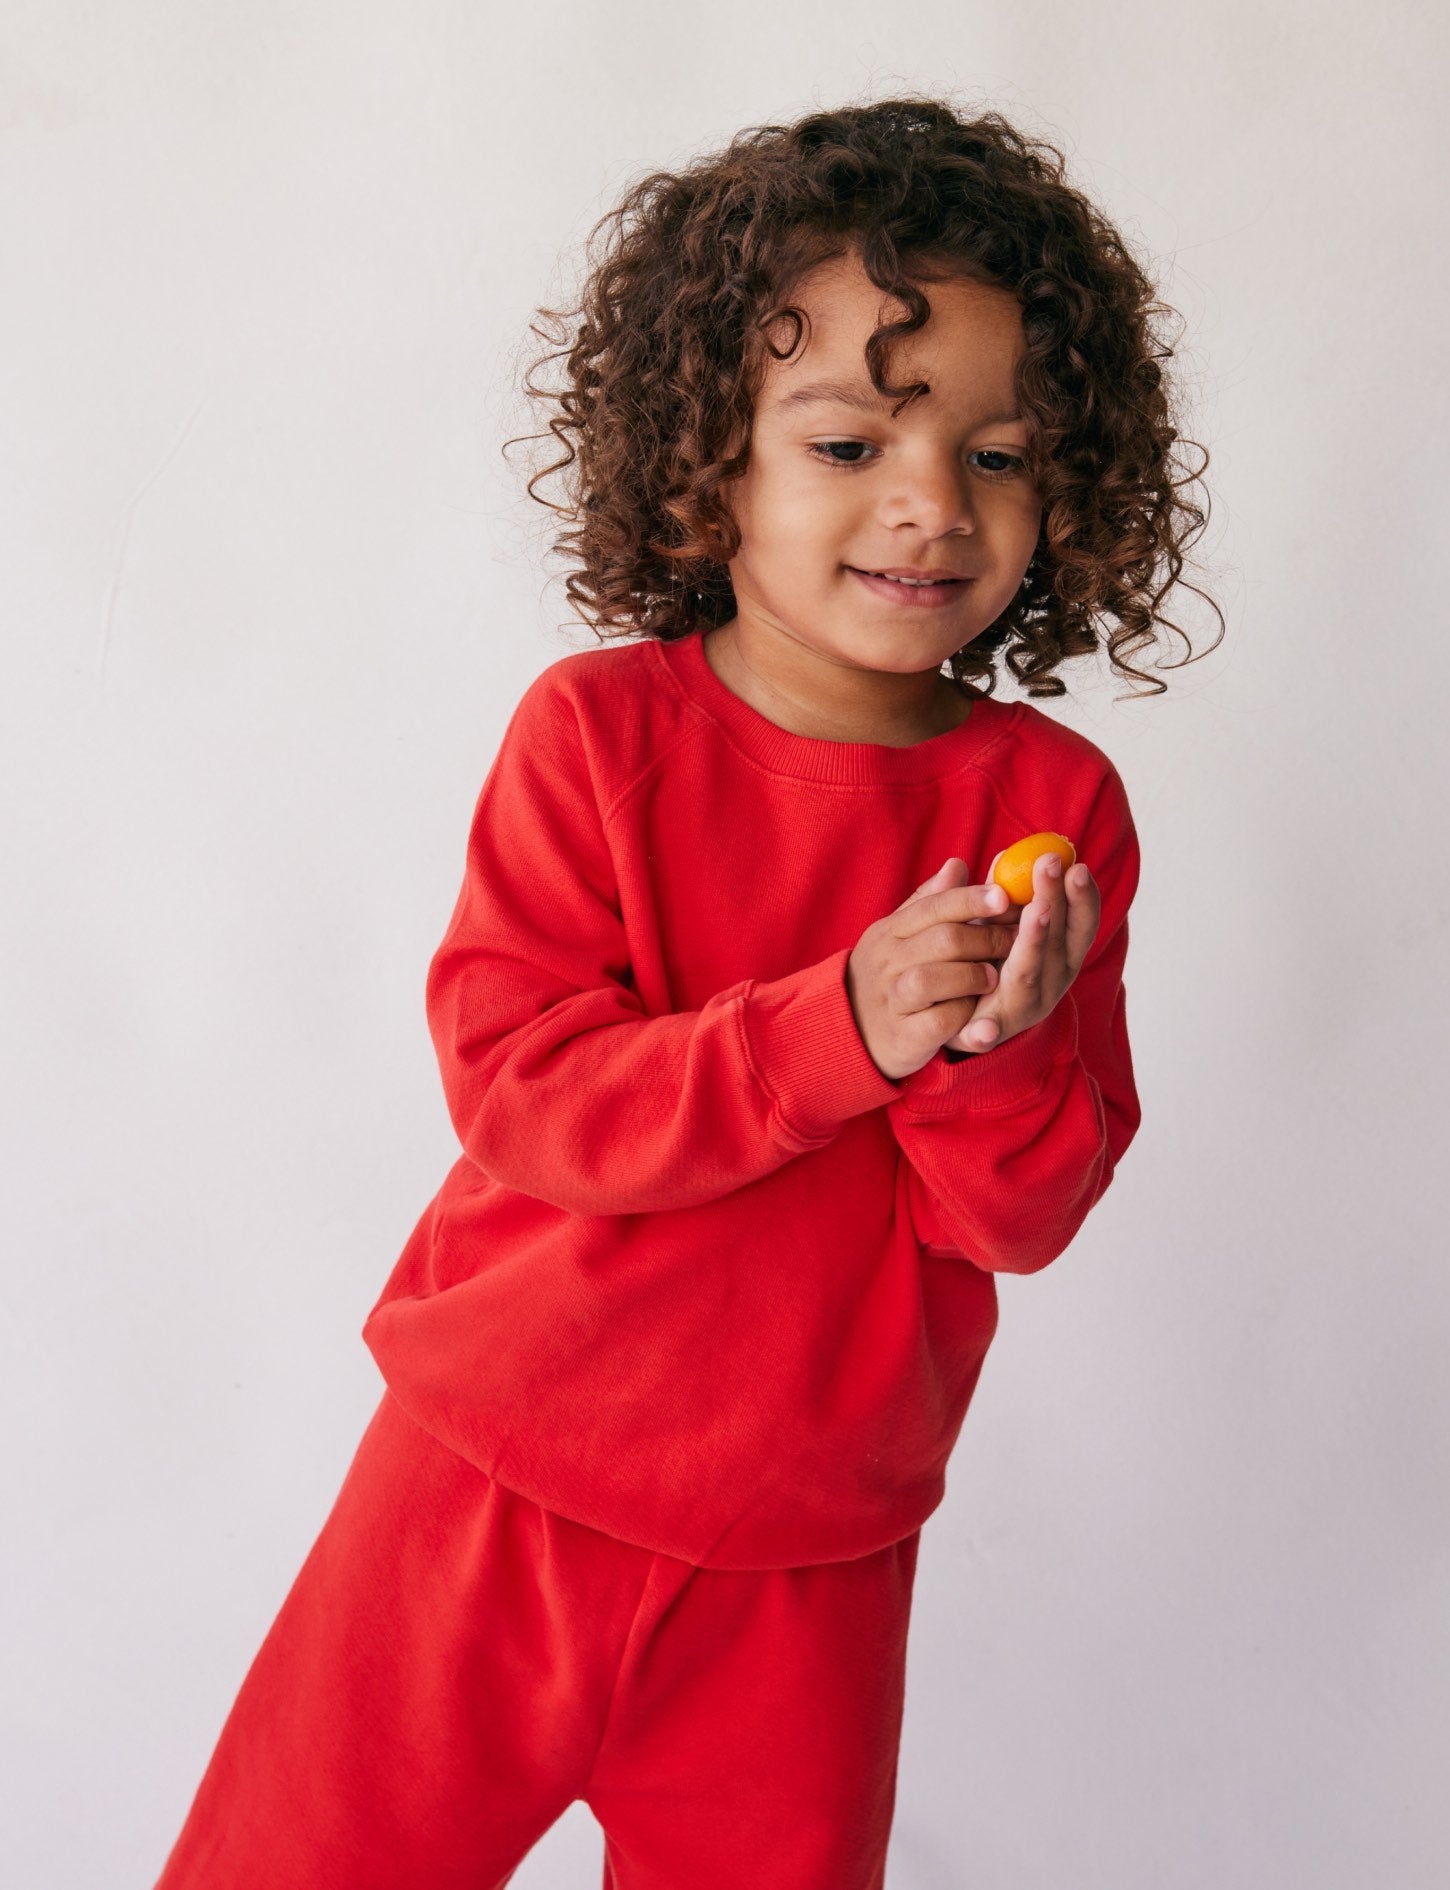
[504,96,1224,699]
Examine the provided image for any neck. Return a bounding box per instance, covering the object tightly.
[702,620,970,748]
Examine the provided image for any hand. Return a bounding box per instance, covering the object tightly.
[846,858,1023,1081]
[944,847,1101,1055]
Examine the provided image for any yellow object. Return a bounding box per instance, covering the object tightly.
[990,831,1077,905]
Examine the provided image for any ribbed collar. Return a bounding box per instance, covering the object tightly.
[654,629,1018,786]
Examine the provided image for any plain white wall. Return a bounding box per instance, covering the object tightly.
[4,4,1446,1885]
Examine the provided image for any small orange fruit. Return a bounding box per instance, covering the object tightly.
[991,831,1077,905]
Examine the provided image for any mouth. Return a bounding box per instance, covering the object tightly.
[847,567,973,608]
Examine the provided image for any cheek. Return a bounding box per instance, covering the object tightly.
[1023,492,1045,545]
[740,464,852,556]
[994,494,1043,572]
[731,455,803,531]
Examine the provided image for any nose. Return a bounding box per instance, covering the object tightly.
[878,452,977,536]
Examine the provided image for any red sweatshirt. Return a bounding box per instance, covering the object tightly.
[362,629,1141,1569]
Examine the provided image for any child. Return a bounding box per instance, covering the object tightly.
[154,97,1218,1890]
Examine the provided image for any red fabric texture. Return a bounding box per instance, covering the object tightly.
[361,629,1142,1568]
[152,1388,921,1890]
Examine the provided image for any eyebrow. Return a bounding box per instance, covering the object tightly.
[769,376,1023,426]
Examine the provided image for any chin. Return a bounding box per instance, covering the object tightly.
[840,638,950,677]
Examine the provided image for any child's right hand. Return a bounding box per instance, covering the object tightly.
[845,858,1020,1081]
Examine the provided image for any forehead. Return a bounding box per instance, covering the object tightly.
[757,251,1025,416]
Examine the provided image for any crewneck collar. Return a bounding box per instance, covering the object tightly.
[654,629,1018,786]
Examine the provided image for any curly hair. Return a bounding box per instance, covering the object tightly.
[504,96,1224,699]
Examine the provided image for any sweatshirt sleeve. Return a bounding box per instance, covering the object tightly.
[889,761,1143,1275]
[425,670,904,1217]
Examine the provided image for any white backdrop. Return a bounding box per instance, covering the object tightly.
[4,5,1447,1886]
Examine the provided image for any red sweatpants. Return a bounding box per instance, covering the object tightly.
[152,1387,922,1890]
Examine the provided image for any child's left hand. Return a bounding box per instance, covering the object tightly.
[945,848,1102,1054]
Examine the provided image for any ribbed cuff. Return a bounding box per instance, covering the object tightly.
[893,992,1079,1118]
[740,946,904,1142]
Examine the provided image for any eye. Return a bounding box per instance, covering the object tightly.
[806,440,877,469]
[806,442,1029,479]
[969,450,1028,481]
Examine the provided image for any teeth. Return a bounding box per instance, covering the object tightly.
[874,573,947,586]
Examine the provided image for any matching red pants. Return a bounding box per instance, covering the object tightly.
[152,1386,922,1889]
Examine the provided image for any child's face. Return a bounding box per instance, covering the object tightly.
[720,250,1041,684]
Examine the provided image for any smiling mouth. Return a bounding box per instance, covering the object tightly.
[847,568,969,587]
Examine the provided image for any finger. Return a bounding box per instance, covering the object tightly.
[966,904,1020,931]
[956,995,1004,1049]
[918,918,1021,963]
[962,850,1007,928]
[1014,851,1059,954]
[1037,851,1069,961]
[960,1005,1005,1050]
[988,866,1053,1005]
[898,856,971,910]
[1063,862,1101,976]
[897,955,1001,1016]
[951,930,1027,1047]
[895,878,1010,936]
